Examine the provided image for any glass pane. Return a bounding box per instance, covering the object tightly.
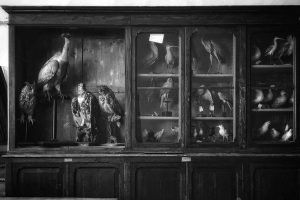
[250,30,295,143]
[136,31,181,144]
[190,27,236,144]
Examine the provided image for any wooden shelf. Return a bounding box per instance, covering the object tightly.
[251,108,293,112]
[138,116,179,120]
[251,64,293,69]
[137,87,179,90]
[137,74,179,78]
[192,74,233,78]
[192,117,233,120]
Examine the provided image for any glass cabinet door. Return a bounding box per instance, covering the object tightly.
[249,27,296,144]
[134,28,183,145]
[188,27,237,145]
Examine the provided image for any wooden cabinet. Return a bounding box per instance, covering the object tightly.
[2,5,300,200]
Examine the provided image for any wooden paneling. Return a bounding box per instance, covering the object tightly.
[70,164,120,198]
[13,164,64,197]
[251,164,300,200]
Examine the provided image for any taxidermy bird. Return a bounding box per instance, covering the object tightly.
[217,91,232,111]
[270,128,280,139]
[258,121,271,136]
[37,33,71,100]
[154,129,165,142]
[216,124,229,142]
[160,78,174,108]
[281,127,292,142]
[142,41,158,67]
[251,44,262,64]
[98,85,123,143]
[201,38,225,73]
[71,83,100,143]
[253,89,264,108]
[272,90,287,108]
[275,35,294,64]
[196,84,214,116]
[263,85,275,106]
[165,45,178,72]
[264,36,284,64]
[19,82,36,124]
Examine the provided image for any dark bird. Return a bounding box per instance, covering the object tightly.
[19,82,36,124]
[165,45,178,73]
[272,90,287,108]
[217,91,232,112]
[264,36,284,64]
[201,38,225,73]
[71,83,101,143]
[251,44,262,64]
[142,41,158,67]
[160,78,174,108]
[98,85,123,144]
[275,35,294,64]
[37,33,71,100]
[258,120,271,136]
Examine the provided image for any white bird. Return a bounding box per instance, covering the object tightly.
[265,36,284,64]
[217,124,229,142]
[281,128,292,142]
[154,129,165,141]
[160,78,174,108]
[253,89,264,105]
[263,85,275,105]
[251,44,262,64]
[272,90,287,108]
[217,91,232,110]
[258,121,271,135]
[270,128,280,139]
[142,129,149,143]
[193,128,198,138]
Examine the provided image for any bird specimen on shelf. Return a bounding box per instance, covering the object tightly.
[216,124,229,142]
[262,85,275,107]
[281,126,292,142]
[264,36,284,64]
[71,83,101,143]
[196,84,214,117]
[37,33,71,100]
[251,44,262,64]
[217,91,232,115]
[253,88,264,108]
[142,41,159,67]
[19,82,36,124]
[98,85,123,144]
[154,129,165,142]
[270,128,280,139]
[165,45,178,73]
[258,121,271,136]
[275,34,294,64]
[272,90,287,108]
[201,38,225,73]
[160,78,174,109]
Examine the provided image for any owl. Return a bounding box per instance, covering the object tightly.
[98,85,123,143]
[71,83,101,144]
[19,82,36,124]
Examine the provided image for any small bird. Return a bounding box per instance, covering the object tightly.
[216,124,229,142]
[275,35,294,64]
[272,90,287,108]
[19,82,36,124]
[160,78,174,108]
[165,45,178,72]
[258,121,271,136]
[142,41,158,67]
[37,33,71,100]
[191,57,198,74]
[201,38,225,73]
[270,128,280,139]
[142,129,149,143]
[196,84,214,116]
[217,91,232,111]
[253,89,264,108]
[262,85,275,108]
[264,36,284,64]
[289,91,294,105]
[251,44,262,64]
[193,128,198,138]
[154,129,165,142]
[281,128,292,142]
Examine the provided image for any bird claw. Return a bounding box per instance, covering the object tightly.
[28,116,35,125]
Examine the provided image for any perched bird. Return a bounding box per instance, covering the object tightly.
[264,36,284,64]
[37,33,71,100]
[19,82,36,124]
[270,128,280,139]
[71,83,101,143]
[165,45,178,72]
[193,128,198,138]
[142,41,158,67]
[142,129,149,143]
[98,85,123,143]
[154,129,165,142]
[196,84,214,116]
[201,38,225,73]
[251,44,262,64]
[160,78,174,108]
[272,90,287,108]
[217,91,232,111]
[281,128,292,142]
[263,85,275,106]
[216,124,229,142]
[253,89,264,108]
[258,121,271,136]
[275,35,294,64]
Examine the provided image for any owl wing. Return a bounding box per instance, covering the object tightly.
[37,57,59,85]
[112,97,123,116]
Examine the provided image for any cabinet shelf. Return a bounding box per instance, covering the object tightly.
[138,116,179,120]
[137,87,179,90]
[192,117,233,120]
[251,108,293,112]
[137,74,179,78]
[192,74,233,78]
[251,64,293,69]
